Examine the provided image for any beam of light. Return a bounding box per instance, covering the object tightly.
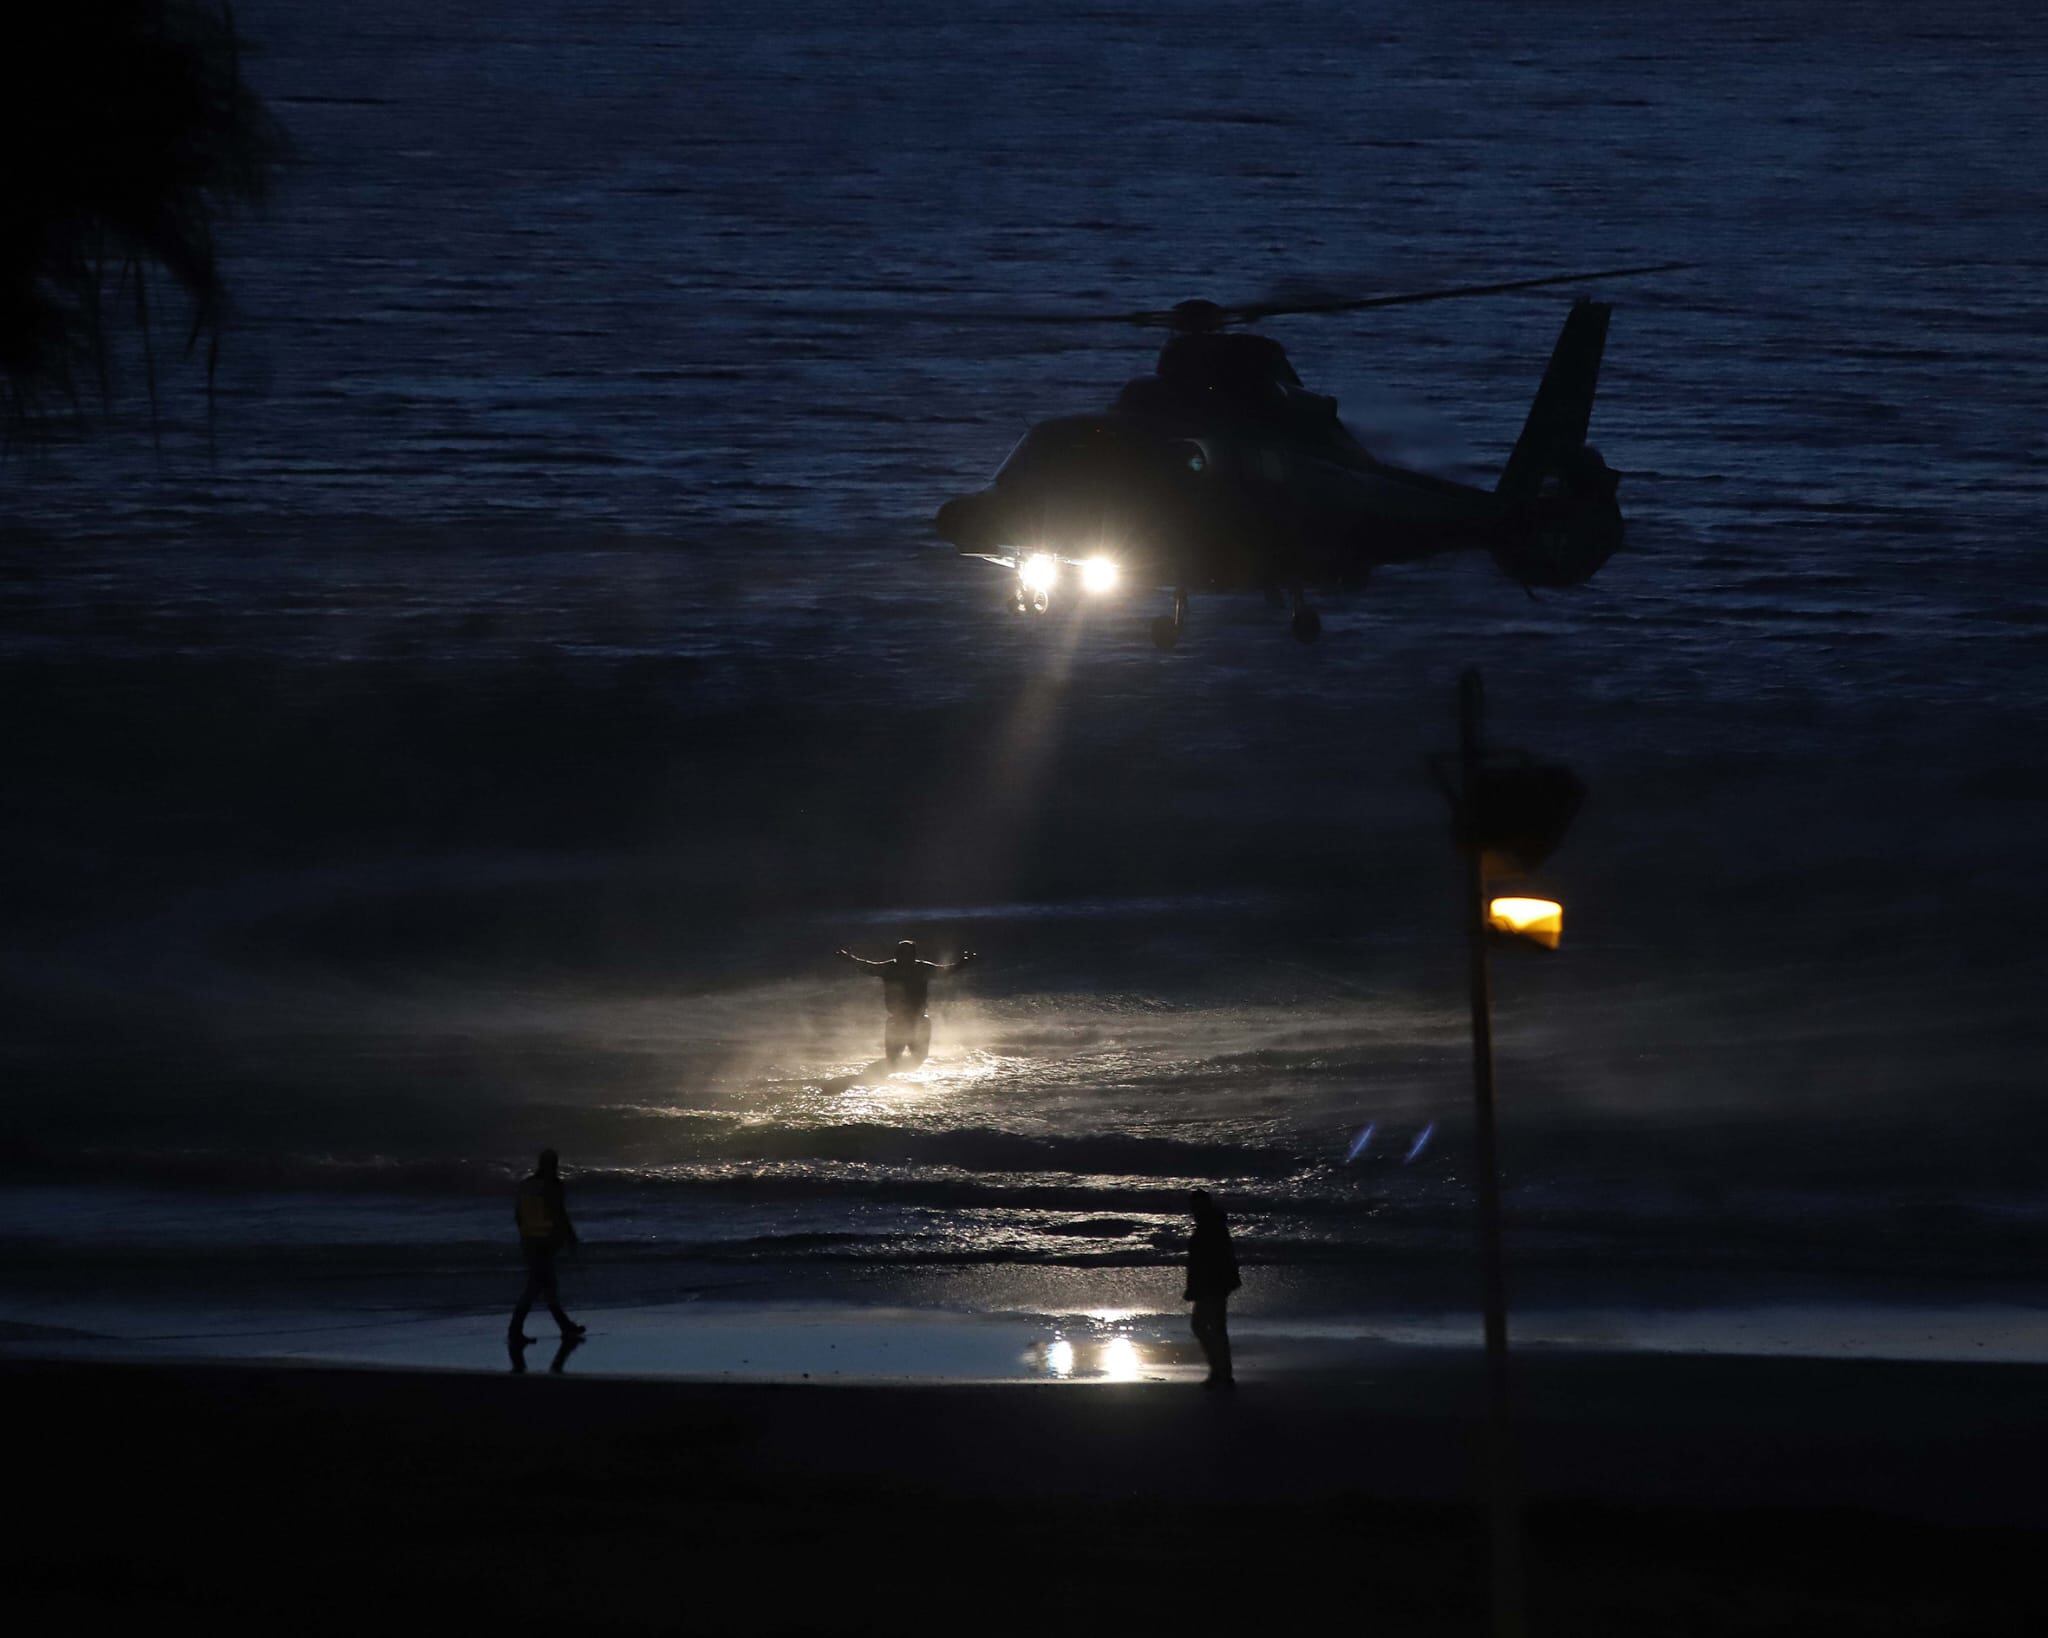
[914,533,1087,909]
[1019,552,1058,595]
[1404,1120,1436,1164]
[1344,1121,1376,1164]
[1044,1337,1075,1378]
[1079,555,1119,594]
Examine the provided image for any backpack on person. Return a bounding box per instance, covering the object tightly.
[515,1176,558,1242]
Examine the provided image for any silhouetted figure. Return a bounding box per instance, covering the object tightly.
[509,1148,586,1344]
[1184,1189,1240,1388]
[837,941,977,1067]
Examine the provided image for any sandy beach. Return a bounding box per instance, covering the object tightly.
[12,1343,2045,1635]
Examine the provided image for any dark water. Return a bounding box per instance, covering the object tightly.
[5,2,2047,1333]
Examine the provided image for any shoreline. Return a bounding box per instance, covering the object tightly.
[10,1279,2048,1380]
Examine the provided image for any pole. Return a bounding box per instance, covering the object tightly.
[1460,668,1524,1638]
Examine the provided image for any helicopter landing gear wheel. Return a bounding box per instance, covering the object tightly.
[1150,585,1188,651]
[1285,581,1321,644]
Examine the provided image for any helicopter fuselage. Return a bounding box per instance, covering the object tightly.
[934,300,1629,646]
[936,405,1608,586]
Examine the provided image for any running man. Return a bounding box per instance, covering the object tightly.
[836,940,977,1067]
[509,1148,586,1344]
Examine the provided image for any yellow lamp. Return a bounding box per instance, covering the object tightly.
[1487,896,1563,951]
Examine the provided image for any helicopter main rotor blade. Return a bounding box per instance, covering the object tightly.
[741,262,1693,330]
[728,303,1159,328]
[1225,262,1694,325]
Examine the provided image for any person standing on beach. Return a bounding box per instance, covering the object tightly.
[1184,1189,1241,1388]
[509,1148,586,1344]
[836,940,977,1067]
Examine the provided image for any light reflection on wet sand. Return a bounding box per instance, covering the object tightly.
[10,1297,2048,1380]
[1032,1329,1153,1382]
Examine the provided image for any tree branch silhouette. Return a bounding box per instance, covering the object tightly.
[1,1,286,439]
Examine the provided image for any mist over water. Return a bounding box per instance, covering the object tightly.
[5,1,2047,1337]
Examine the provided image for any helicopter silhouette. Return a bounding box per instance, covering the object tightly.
[933,263,1688,647]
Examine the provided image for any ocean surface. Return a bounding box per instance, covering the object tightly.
[5,0,2047,1364]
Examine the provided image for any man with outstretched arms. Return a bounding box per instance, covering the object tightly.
[836,940,977,1067]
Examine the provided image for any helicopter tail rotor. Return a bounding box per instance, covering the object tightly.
[1490,300,1628,588]
[1494,456,1625,588]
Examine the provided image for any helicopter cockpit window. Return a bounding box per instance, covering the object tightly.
[993,431,1040,488]
[994,422,1134,488]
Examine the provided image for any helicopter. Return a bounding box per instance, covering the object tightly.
[932,263,1689,647]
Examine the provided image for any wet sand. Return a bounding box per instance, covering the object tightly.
[11,1351,2044,1635]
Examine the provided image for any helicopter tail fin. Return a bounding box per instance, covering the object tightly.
[1496,299,1610,500]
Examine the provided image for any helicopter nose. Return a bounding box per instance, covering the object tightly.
[935,493,992,548]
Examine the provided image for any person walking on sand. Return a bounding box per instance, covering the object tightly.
[1185,1189,1241,1388]
[836,940,977,1067]
[509,1148,586,1344]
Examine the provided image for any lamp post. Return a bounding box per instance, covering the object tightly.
[1433,667,1583,1638]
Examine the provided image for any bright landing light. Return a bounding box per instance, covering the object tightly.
[1019,553,1058,594]
[1487,896,1564,950]
[1079,556,1119,594]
